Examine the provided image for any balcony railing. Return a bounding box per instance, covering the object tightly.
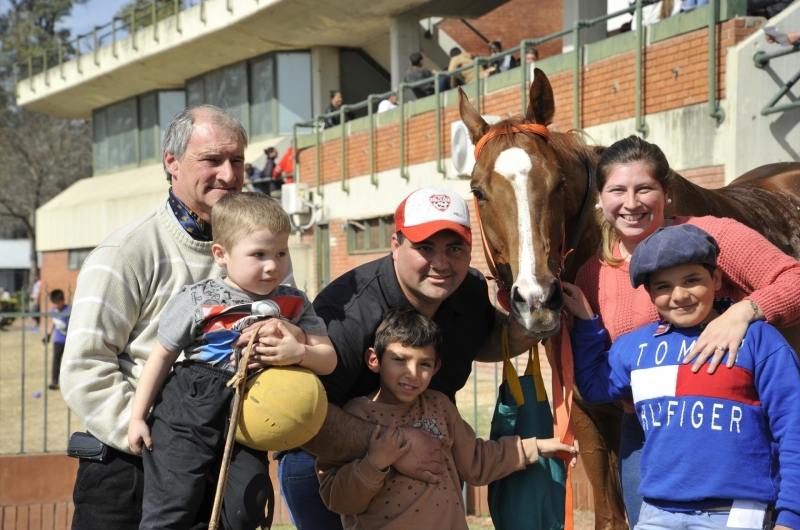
[13,0,206,85]
[292,0,737,195]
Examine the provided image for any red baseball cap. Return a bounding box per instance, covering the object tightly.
[394,187,472,245]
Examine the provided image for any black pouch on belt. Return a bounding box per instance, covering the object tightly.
[66,432,109,462]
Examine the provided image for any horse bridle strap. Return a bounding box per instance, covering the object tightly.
[473,123,550,161]
[473,195,512,312]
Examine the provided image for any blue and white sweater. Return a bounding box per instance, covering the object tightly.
[571,317,800,528]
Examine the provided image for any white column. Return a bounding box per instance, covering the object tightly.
[391,12,421,95]
[562,0,607,52]
[311,46,341,117]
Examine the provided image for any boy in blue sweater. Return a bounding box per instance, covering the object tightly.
[562,224,800,530]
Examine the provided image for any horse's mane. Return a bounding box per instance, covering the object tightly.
[486,115,602,168]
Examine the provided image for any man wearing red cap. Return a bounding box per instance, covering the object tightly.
[278,187,539,529]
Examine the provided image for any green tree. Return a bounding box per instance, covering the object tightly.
[0,0,92,287]
[116,0,186,31]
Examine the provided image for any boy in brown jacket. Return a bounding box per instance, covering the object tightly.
[316,307,577,529]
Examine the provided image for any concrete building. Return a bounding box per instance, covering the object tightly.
[19,0,565,298]
[0,240,32,294]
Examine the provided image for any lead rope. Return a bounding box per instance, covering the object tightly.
[473,129,593,530]
[209,326,262,530]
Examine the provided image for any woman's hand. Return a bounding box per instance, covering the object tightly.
[683,300,760,373]
[561,282,595,321]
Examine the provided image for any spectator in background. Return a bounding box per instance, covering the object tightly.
[28,274,41,331]
[403,53,436,99]
[484,41,516,77]
[243,163,259,192]
[256,147,285,196]
[747,0,793,17]
[525,47,539,65]
[525,47,539,81]
[765,28,800,46]
[0,287,10,300]
[46,289,69,390]
[680,0,708,11]
[323,90,355,129]
[377,92,398,113]
[445,47,475,91]
[630,0,679,29]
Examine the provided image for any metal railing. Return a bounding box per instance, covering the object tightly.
[290,0,740,191]
[0,291,531,454]
[0,293,79,455]
[13,0,205,85]
[753,44,800,115]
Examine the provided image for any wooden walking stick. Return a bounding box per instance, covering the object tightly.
[209,325,262,530]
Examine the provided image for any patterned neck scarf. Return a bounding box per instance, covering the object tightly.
[168,188,212,241]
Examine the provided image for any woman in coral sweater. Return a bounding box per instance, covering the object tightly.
[572,135,800,527]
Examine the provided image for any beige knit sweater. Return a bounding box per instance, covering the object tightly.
[61,201,219,452]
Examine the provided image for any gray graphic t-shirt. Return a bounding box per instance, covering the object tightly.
[158,278,327,371]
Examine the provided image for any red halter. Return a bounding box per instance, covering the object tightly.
[471,122,551,312]
[472,121,577,530]
[473,123,550,161]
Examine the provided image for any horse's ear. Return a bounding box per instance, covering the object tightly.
[526,68,554,126]
[458,87,490,144]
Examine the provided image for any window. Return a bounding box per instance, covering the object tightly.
[250,55,276,138]
[347,216,394,254]
[138,93,158,163]
[158,91,187,144]
[92,90,186,174]
[180,51,313,142]
[276,52,312,134]
[340,49,390,119]
[106,98,138,169]
[68,248,94,270]
[186,62,249,133]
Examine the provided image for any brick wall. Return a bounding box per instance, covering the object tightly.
[298,18,759,188]
[680,165,725,189]
[0,452,296,528]
[438,0,563,60]
[39,252,80,305]
[299,18,757,281]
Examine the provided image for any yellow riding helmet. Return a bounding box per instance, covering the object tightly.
[235,365,328,451]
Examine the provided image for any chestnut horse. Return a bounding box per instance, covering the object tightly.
[458,69,800,530]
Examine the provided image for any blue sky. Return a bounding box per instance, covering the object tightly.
[57,0,130,38]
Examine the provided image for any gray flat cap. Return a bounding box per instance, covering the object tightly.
[629,224,719,288]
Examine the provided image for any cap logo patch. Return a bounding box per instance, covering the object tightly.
[430,195,451,211]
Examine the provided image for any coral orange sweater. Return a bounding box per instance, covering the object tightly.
[575,215,800,342]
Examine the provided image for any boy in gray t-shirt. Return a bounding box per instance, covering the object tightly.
[128,193,336,530]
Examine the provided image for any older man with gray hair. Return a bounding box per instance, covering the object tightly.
[62,105,286,529]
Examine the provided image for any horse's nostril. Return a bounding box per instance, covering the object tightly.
[510,286,526,304]
[546,280,564,311]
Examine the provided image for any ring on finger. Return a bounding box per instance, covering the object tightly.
[715,345,726,352]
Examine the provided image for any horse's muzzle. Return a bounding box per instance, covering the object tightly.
[509,279,563,337]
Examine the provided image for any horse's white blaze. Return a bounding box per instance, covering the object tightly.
[494,147,545,307]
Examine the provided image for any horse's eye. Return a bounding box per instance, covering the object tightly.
[472,188,486,201]
[556,178,566,192]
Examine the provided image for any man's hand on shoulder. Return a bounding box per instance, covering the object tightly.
[391,425,445,483]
